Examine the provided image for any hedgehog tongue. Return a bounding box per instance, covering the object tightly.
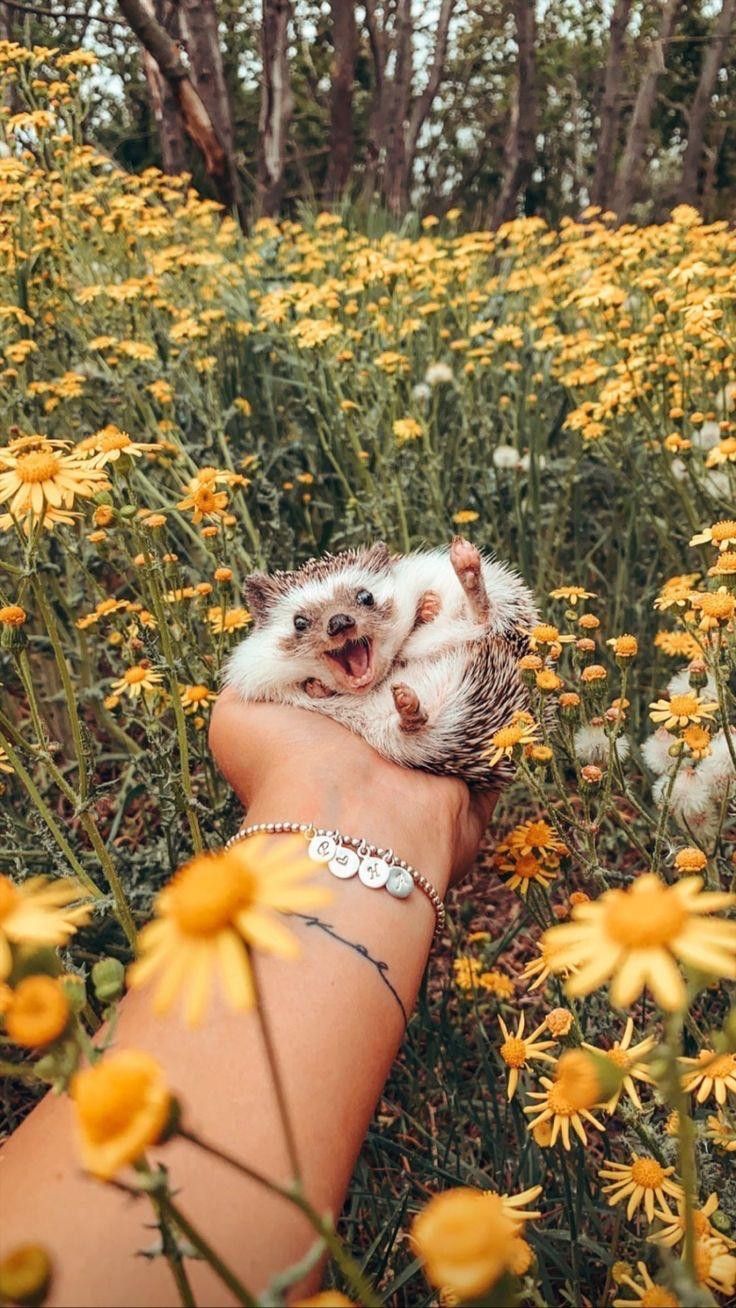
[344,639,369,678]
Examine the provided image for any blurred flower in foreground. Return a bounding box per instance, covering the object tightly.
[71,1050,172,1179]
[0,875,92,979]
[411,1189,521,1301]
[542,874,736,1011]
[128,836,330,1025]
[4,975,70,1047]
[0,1243,52,1307]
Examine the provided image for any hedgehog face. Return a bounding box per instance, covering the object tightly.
[245,545,401,694]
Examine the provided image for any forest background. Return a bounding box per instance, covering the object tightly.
[2,0,736,228]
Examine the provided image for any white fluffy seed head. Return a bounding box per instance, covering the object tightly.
[642,728,677,775]
[573,724,630,763]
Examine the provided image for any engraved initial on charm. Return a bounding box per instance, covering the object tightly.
[308,834,337,863]
[358,855,390,889]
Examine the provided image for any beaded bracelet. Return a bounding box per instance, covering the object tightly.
[225,821,446,936]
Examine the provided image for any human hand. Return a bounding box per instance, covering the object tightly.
[209,689,497,893]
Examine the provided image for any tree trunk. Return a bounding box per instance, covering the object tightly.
[611,0,682,218]
[324,0,357,201]
[404,0,456,179]
[360,0,388,205]
[677,0,736,205]
[141,0,188,174]
[257,0,293,217]
[590,0,633,210]
[175,0,245,222]
[492,0,537,228]
[384,0,413,215]
[117,0,241,220]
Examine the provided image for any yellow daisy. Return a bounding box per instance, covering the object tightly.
[0,440,108,518]
[598,1154,683,1223]
[207,605,251,634]
[495,851,557,897]
[0,875,92,979]
[612,1263,679,1308]
[523,1074,605,1150]
[692,1238,736,1297]
[111,664,164,699]
[542,873,736,1012]
[127,837,330,1025]
[497,1013,557,1099]
[581,1018,655,1111]
[649,1192,734,1251]
[548,585,597,605]
[487,712,540,766]
[648,692,719,731]
[179,684,217,714]
[705,1113,736,1153]
[689,519,736,551]
[81,426,161,468]
[681,1050,736,1106]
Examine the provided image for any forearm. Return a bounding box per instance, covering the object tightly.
[0,738,451,1305]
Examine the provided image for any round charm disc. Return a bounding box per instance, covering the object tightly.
[308,834,337,864]
[328,846,360,879]
[386,867,414,899]
[358,855,390,889]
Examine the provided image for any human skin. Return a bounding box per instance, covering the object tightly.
[0,692,496,1307]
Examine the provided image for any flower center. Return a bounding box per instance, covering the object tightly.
[194,487,219,511]
[711,519,736,542]
[187,685,210,702]
[518,820,552,847]
[493,725,522,748]
[546,1083,576,1115]
[123,664,148,685]
[606,1047,630,1069]
[0,875,18,922]
[500,1037,527,1068]
[167,854,255,936]
[99,431,131,451]
[512,854,543,880]
[668,693,699,717]
[630,1158,665,1188]
[605,884,686,948]
[696,1051,735,1078]
[16,450,60,482]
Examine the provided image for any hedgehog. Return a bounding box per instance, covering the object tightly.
[225,537,538,787]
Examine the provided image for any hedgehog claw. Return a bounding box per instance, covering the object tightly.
[392,682,427,733]
[451,536,489,619]
[304,677,335,700]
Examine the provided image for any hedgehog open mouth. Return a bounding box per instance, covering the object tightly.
[325,636,374,688]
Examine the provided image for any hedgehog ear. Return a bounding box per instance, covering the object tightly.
[244,572,280,624]
[361,541,391,572]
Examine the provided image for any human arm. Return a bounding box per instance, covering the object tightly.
[0,692,496,1306]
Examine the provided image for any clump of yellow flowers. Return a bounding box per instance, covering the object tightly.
[0,41,734,1308]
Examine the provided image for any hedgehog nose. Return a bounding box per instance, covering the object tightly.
[327,613,356,637]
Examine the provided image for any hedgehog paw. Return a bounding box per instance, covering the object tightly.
[415,590,442,625]
[304,677,335,700]
[450,536,489,618]
[392,682,427,733]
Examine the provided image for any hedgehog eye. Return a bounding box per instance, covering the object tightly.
[356,589,374,607]
[293,614,310,632]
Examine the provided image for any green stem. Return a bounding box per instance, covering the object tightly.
[159,1195,258,1308]
[180,1130,381,1308]
[251,960,302,1184]
[0,725,102,900]
[32,577,89,802]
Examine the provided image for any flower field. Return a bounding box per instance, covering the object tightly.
[1,45,735,1308]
